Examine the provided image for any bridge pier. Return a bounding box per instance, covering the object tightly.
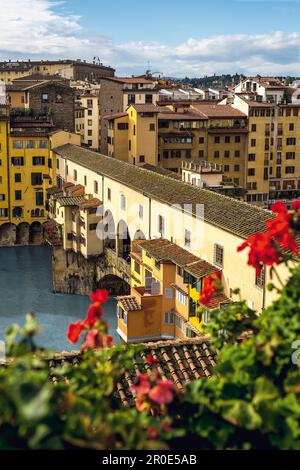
[51,246,131,296]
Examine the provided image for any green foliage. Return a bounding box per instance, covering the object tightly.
[0,268,300,449]
[170,265,300,449]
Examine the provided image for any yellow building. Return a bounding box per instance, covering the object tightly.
[0,109,80,243]
[117,238,230,343]
[105,102,248,187]
[226,94,300,207]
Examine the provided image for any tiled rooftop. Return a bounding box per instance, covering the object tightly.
[136,238,219,278]
[57,196,85,207]
[53,144,275,240]
[41,338,215,407]
[117,296,142,312]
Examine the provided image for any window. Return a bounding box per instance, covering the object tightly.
[214,244,224,267]
[225,136,231,143]
[56,159,59,170]
[149,123,155,131]
[224,165,230,172]
[14,173,21,183]
[145,94,153,104]
[163,151,169,159]
[139,204,143,220]
[199,137,205,144]
[286,166,295,174]
[73,169,77,181]
[89,223,98,231]
[36,192,44,206]
[158,215,164,236]
[256,268,265,289]
[264,168,269,180]
[32,156,45,166]
[120,193,126,211]
[287,137,296,145]
[164,312,174,325]
[26,140,35,149]
[251,139,256,147]
[134,261,141,275]
[234,164,240,172]
[128,140,131,151]
[0,208,8,218]
[289,123,295,131]
[88,130,92,136]
[235,136,241,143]
[224,150,230,158]
[39,140,48,149]
[176,290,187,306]
[0,194,5,201]
[248,154,256,162]
[139,155,145,163]
[31,173,43,185]
[42,93,49,103]
[214,136,220,144]
[184,229,191,248]
[214,150,220,158]
[235,150,240,158]
[87,99,93,108]
[12,140,23,149]
[48,158,52,169]
[15,190,22,201]
[248,168,256,176]
[84,175,87,186]
[251,124,257,132]
[94,181,98,194]
[117,123,128,130]
[88,119,93,126]
[107,188,111,201]
[286,152,296,160]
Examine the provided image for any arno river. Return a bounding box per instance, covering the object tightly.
[0,246,119,351]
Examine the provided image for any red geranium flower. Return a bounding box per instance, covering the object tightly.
[148,380,174,405]
[84,304,103,327]
[90,289,109,305]
[292,200,300,211]
[146,355,158,365]
[67,321,85,344]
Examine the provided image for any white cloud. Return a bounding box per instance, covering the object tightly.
[0,0,299,77]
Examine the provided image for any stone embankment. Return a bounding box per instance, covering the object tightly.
[51,246,130,296]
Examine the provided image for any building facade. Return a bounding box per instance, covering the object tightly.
[51,144,291,343]
[0,60,115,85]
[0,109,80,241]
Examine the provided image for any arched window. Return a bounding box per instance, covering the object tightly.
[120,193,126,211]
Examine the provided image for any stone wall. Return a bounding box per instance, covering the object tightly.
[51,246,131,296]
[99,79,123,155]
[29,82,75,132]
[0,223,45,246]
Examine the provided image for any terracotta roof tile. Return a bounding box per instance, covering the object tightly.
[117,296,142,312]
[57,196,85,207]
[53,144,276,239]
[77,198,102,209]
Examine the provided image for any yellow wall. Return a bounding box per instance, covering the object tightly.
[0,118,9,223]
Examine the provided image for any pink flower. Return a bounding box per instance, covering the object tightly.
[131,374,151,397]
[85,329,103,349]
[149,380,174,405]
[67,321,85,344]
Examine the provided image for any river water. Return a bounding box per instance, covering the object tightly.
[0,246,119,351]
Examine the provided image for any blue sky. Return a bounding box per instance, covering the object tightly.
[64,0,300,44]
[0,0,300,77]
